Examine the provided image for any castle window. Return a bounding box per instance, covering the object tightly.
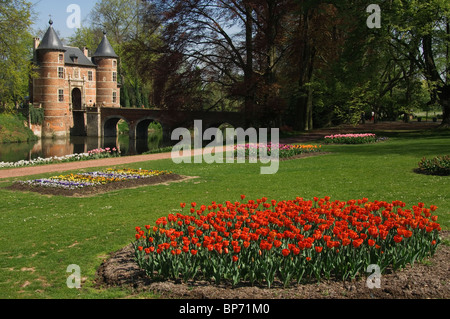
[58,89,64,102]
[112,72,117,82]
[59,54,64,63]
[58,67,64,79]
[112,91,117,103]
[88,71,93,81]
[113,60,117,68]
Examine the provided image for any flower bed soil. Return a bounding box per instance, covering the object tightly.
[95,231,450,299]
[7,174,190,197]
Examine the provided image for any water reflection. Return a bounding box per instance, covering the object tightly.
[0,131,167,163]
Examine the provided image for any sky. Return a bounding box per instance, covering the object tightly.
[30,0,98,39]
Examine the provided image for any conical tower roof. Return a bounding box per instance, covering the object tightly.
[92,32,118,58]
[37,20,65,51]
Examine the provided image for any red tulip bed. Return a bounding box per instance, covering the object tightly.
[133,196,441,288]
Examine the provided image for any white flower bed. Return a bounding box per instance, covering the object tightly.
[0,148,119,169]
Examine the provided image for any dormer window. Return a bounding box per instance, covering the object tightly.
[70,54,78,63]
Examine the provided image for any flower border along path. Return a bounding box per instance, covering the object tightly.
[0,152,175,179]
[0,121,438,180]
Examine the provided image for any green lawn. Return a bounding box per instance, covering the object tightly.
[0,128,449,299]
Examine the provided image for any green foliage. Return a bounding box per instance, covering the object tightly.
[29,107,44,125]
[323,133,378,145]
[0,112,36,143]
[385,0,450,124]
[67,27,105,54]
[0,0,35,108]
[117,119,129,134]
[62,0,450,124]
[121,84,131,108]
[417,155,450,176]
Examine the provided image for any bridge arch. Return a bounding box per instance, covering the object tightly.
[133,117,164,140]
[102,115,130,137]
[95,108,246,143]
[203,122,237,143]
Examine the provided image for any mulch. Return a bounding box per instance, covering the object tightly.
[94,231,450,299]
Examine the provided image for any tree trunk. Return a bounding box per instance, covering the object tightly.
[244,2,255,127]
[422,34,450,127]
[294,11,315,131]
[440,20,450,126]
[438,86,450,126]
[306,83,313,130]
[265,0,277,86]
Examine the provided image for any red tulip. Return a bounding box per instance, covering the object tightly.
[282,249,290,257]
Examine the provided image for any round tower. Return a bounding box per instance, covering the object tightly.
[92,32,120,108]
[34,20,70,138]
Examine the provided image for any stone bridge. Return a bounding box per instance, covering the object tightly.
[85,107,246,143]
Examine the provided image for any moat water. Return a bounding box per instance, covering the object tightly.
[0,132,166,163]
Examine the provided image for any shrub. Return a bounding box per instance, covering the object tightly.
[324,133,378,144]
[417,155,450,176]
[133,196,441,288]
[29,107,44,125]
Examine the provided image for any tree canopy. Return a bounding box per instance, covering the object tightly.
[0,0,35,110]
[2,0,449,128]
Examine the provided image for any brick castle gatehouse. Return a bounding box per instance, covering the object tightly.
[30,20,121,138]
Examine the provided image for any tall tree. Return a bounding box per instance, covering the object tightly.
[149,0,295,125]
[68,0,162,108]
[68,26,104,55]
[387,0,450,126]
[279,0,345,130]
[0,0,34,110]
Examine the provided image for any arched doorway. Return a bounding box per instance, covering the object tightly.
[72,88,82,110]
[71,88,86,136]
